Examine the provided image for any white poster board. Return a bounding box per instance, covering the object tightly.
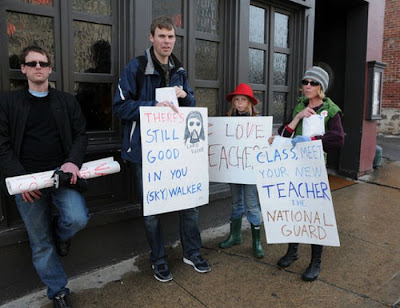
[208,116,273,184]
[156,87,179,108]
[256,140,340,246]
[5,157,120,195]
[140,107,209,216]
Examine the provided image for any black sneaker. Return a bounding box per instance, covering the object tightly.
[152,263,173,282]
[53,217,71,257]
[183,255,211,273]
[52,293,71,308]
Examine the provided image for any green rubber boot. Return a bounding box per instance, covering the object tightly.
[251,224,264,258]
[219,218,242,249]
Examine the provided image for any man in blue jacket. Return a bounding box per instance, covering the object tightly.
[0,46,89,307]
[113,16,211,282]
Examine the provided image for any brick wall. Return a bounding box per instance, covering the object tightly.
[379,0,400,135]
[382,0,400,109]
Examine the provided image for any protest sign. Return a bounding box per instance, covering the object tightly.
[156,87,179,108]
[140,107,209,216]
[256,140,340,246]
[5,157,121,195]
[208,116,273,184]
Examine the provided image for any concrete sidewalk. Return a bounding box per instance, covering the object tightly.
[3,141,400,308]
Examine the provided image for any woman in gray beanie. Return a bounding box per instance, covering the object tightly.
[273,66,344,281]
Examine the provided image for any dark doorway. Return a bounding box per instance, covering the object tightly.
[313,0,368,175]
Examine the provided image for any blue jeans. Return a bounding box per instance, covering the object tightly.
[15,187,89,299]
[133,163,202,265]
[230,183,261,226]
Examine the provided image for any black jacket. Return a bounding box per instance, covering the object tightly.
[0,87,88,178]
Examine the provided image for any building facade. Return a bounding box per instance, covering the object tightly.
[0,0,386,303]
[380,0,400,135]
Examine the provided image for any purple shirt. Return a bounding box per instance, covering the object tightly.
[278,105,344,152]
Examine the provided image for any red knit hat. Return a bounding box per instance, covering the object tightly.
[226,83,258,105]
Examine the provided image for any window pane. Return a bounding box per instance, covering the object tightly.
[73,21,111,73]
[10,79,27,90]
[152,0,183,28]
[195,40,218,80]
[72,0,111,16]
[7,12,55,69]
[253,91,264,115]
[195,88,218,116]
[272,92,287,123]
[174,36,183,63]
[9,54,21,69]
[195,0,219,35]
[273,53,288,85]
[249,5,265,44]
[274,12,289,48]
[75,82,113,131]
[9,0,53,6]
[249,48,264,84]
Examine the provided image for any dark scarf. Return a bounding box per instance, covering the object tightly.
[150,47,175,87]
[232,110,251,117]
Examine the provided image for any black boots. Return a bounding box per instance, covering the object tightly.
[251,224,264,258]
[302,245,323,281]
[53,216,71,257]
[277,243,299,268]
[278,244,323,281]
[219,218,242,248]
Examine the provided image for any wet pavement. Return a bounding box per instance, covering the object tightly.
[2,136,400,308]
[377,134,400,162]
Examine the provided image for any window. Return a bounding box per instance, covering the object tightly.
[152,0,184,60]
[2,0,118,137]
[272,11,291,123]
[0,0,121,226]
[71,1,117,135]
[5,3,56,91]
[249,5,267,115]
[72,21,113,132]
[249,3,293,124]
[152,0,223,116]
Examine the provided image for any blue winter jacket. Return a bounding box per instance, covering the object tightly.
[113,48,196,163]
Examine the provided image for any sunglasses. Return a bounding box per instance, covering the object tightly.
[23,61,50,68]
[301,79,320,87]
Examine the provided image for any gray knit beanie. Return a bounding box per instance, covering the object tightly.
[302,66,329,93]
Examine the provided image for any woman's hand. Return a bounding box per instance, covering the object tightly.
[295,107,316,120]
[287,107,316,131]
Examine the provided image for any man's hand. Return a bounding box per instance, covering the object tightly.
[22,190,42,202]
[174,85,187,99]
[60,162,81,184]
[156,101,179,113]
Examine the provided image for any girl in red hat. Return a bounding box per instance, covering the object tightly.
[218,83,264,258]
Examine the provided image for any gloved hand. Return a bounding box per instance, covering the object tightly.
[53,169,88,193]
[291,135,311,146]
